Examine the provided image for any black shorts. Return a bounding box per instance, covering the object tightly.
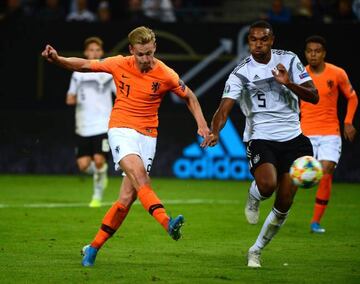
[246,134,313,176]
[75,133,110,158]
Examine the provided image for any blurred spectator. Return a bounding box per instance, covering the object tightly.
[172,0,201,22]
[37,0,66,22]
[142,0,176,22]
[353,0,360,20]
[293,0,327,22]
[0,0,27,22]
[262,0,291,23]
[124,0,148,22]
[97,1,111,23]
[331,0,357,22]
[22,0,38,17]
[66,0,96,22]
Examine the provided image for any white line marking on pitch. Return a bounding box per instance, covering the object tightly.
[0,199,240,209]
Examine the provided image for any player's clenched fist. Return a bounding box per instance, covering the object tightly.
[41,44,59,63]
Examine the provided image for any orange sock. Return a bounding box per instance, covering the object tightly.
[91,201,129,249]
[138,184,169,231]
[311,174,333,223]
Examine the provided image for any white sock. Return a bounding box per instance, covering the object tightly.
[250,207,289,252]
[249,180,267,201]
[92,163,108,200]
[84,161,96,175]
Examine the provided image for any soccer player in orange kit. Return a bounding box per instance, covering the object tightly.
[41,26,210,266]
[302,35,358,233]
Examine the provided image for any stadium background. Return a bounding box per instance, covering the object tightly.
[0,13,359,182]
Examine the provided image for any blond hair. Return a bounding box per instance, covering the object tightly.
[128,26,156,46]
[84,36,103,49]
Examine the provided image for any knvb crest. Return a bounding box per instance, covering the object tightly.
[327,80,334,90]
[152,82,161,93]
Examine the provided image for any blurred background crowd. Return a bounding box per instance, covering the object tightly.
[1,0,360,24]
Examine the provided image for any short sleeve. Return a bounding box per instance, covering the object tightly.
[90,55,122,74]
[291,55,312,85]
[67,72,78,95]
[222,73,243,100]
[111,78,117,94]
[167,68,188,98]
[337,68,356,99]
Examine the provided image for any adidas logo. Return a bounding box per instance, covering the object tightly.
[173,119,252,180]
[253,74,260,80]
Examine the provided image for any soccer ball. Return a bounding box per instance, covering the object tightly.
[290,156,323,188]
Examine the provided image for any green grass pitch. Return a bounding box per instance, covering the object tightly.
[0,175,359,283]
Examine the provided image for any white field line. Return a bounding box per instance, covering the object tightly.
[0,199,240,209]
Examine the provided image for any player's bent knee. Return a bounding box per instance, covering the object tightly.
[78,161,90,172]
[119,195,137,208]
[94,160,105,169]
[93,156,105,169]
[125,168,149,189]
[256,179,277,197]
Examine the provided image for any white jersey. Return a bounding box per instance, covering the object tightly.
[222,49,312,142]
[67,72,116,137]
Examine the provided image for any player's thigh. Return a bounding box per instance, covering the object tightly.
[246,139,278,190]
[108,128,156,171]
[120,154,150,189]
[91,133,110,167]
[139,134,157,174]
[108,128,142,171]
[279,134,313,175]
[75,135,93,171]
[317,135,342,165]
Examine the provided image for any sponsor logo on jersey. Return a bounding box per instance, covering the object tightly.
[173,119,251,180]
[299,72,309,79]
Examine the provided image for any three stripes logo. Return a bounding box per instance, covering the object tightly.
[173,119,251,180]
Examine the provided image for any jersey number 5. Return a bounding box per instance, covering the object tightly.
[257,93,266,108]
[119,81,130,97]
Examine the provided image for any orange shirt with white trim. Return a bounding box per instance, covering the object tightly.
[90,55,188,137]
[300,63,356,136]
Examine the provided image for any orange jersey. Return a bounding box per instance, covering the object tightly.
[300,63,356,136]
[90,55,188,137]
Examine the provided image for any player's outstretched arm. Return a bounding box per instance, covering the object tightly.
[182,88,210,139]
[41,44,92,72]
[344,94,358,142]
[201,98,235,148]
[273,63,319,104]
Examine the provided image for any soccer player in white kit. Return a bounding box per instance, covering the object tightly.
[66,37,115,207]
[201,21,319,267]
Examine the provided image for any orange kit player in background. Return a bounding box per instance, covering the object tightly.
[41,26,210,266]
[301,35,358,233]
